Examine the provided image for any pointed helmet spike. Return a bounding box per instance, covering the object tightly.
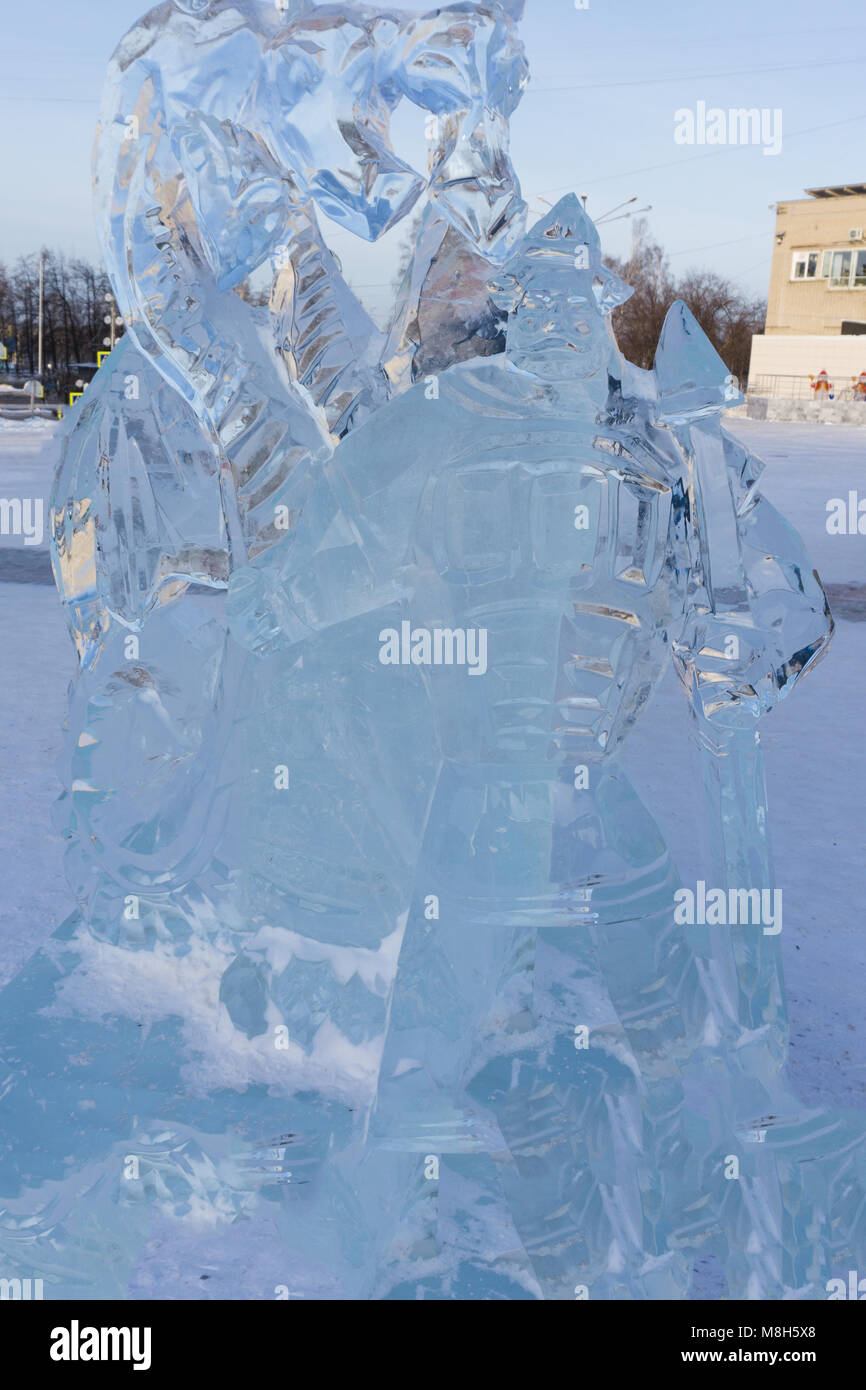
[487,193,632,315]
[654,300,743,419]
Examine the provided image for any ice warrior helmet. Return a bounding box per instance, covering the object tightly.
[488,194,632,380]
[489,195,632,313]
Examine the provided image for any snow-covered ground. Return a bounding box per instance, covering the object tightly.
[731,419,866,591]
[0,583,71,986]
[0,414,56,549]
[623,418,866,1111]
[0,418,73,982]
[0,416,864,1119]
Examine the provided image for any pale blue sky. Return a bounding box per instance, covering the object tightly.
[0,0,863,317]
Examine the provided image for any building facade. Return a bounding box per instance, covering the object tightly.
[748,183,866,400]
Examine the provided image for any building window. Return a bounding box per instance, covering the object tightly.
[829,250,852,287]
[825,249,866,289]
[791,251,819,280]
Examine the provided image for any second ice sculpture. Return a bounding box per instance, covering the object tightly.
[1,0,863,1300]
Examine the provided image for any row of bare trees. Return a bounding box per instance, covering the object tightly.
[0,251,115,391]
[608,220,765,385]
[4,224,765,394]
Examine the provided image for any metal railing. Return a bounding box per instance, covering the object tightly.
[747,373,866,402]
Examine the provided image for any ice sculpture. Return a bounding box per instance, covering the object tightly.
[1,0,863,1301]
[225,196,850,1299]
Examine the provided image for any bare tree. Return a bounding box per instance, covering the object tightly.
[607,219,764,385]
[1,228,765,392]
[0,250,116,391]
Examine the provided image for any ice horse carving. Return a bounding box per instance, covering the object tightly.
[0,0,863,1301]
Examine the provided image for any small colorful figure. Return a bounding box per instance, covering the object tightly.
[810,368,834,398]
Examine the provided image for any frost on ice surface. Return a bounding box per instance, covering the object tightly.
[1,0,863,1301]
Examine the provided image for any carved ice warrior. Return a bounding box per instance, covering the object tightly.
[228,197,836,1298]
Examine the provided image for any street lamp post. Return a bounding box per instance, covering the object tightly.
[30,255,44,417]
[103,292,123,353]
